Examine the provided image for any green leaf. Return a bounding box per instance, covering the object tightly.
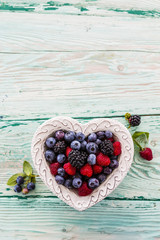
[23,161,33,176]
[31,177,36,184]
[132,131,149,141]
[7,173,26,186]
[145,132,149,140]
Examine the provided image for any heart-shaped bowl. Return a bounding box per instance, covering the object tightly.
[31,116,134,211]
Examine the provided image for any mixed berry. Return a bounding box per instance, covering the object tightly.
[14,176,35,193]
[45,130,121,197]
[125,113,141,127]
[7,160,37,194]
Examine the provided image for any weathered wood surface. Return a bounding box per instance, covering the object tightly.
[0,198,160,240]
[1,12,160,54]
[0,1,160,239]
[0,50,160,119]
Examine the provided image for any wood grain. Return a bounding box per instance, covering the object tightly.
[1,116,159,200]
[0,197,160,240]
[0,12,160,53]
[1,51,160,119]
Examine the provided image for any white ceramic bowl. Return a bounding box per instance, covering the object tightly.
[31,117,134,211]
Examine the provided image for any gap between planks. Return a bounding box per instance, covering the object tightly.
[1,49,160,54]
[1,113,160,122]
[0,195,160,201]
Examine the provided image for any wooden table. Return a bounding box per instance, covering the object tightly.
[0,1,160,239]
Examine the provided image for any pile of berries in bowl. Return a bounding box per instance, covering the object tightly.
[45,130,121,196]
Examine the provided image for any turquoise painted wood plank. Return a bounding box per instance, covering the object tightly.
[1,51,160,119]
[0,12,160,53]
[0,197,160,240]
[1,116,159,200]
[0,0,160,17]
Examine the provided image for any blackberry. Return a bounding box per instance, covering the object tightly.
[68,150,88,169]
[53,141,66,154]
[100,139,113,156]
[129,115,141,127]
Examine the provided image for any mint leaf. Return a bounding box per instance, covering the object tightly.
[145,132,149,140]
[23,161,33,176]
[31,177,36,184]
[7,173,26,186]
[132,131,149,141]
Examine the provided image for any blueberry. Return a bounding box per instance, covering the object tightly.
[87,154,96,165]
[45,150,55,163]
[64,179,73,189]
[70,140,81,150]
[97,174,107,184]
[64,131,75,142]
[55,175,65,185]
[16,176,24,185]
[86,142,98,154]
[27,182,35,190]
[109,160,119,169]
[55,130,65,141]
[57,167,65,177]
[45,137,56,148]
[96,131,105,140]
[76,132,85,142]
[103,167,112,175]
[88,178,99,189]
[96,139,102,145]
[88,133,97,142]
[72,178,82,188]
[105,130,113,139]
[81,140,87,150]
[14,185,22,193]
[57,154,66,164]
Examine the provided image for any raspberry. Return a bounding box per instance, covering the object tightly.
[80,163,93,177]
[68,150,88,169]
[108,137,114,142]
[66,147,72,157]
[50,162,61,176]
[113,141,121,156]
[93,165,103,174]
[140,148,153,161]
[96,152,110,166]
[53,141,66,154]
[99,139,113,156]
[78,182,93,196]
[129,115,141,127]
[63,162,76,176]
